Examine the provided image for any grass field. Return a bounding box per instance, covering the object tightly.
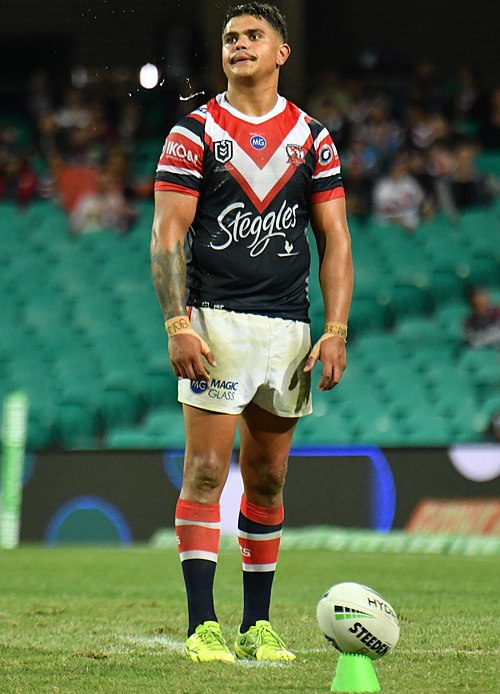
[0,546,498,693]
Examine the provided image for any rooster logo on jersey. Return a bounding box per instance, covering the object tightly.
[286,144,305,167]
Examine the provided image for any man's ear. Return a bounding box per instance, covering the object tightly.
[276,43,291,68]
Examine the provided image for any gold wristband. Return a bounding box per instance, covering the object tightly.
[324,322,348,342]
[165,315,191,338]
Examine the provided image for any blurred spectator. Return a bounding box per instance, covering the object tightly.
[0,153,38,207]
[26,70,54,120]
[70,166,136,235]
[449,141,495,209]
[463,287,500,348]
[343,158,373,220]
[356,97,403,168]
[446,65,481,134]
[313,97,349,150]
[478,86,500,150]
[46,151,99,212]
[410,59,444,112]
[372,152,429,231]
[0,126,38,207]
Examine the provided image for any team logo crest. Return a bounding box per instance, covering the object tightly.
[214,140,233,163]
[286,144,305,167]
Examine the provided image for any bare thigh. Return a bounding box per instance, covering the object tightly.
[239,402,297,509]
[181,404,239,504]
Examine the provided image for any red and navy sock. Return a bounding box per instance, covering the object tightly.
[237,495,284,633]
[175,498,220,636]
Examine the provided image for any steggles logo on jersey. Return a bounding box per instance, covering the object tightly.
[250,135,266,150]
[214,140,233,163]
[214,200,299,257]
[286,144,305,167]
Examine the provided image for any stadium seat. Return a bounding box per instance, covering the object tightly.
[385,284,431,321]
[1,195,496,449]
[347,298,389,338]
[402,413,455,445]
[99,387,142,430]
[55,401,99,449]
[458,348,499,376]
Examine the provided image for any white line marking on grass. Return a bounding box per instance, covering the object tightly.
[118,634,185,654]
[116,635,321,664]
[235,660,288,668]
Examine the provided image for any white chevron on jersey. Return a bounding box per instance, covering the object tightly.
[205,111,313,212]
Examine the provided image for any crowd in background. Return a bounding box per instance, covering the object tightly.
[307,63,500,230]
[1,60,500,234]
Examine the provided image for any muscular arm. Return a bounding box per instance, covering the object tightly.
[151,190,215,380]
[150,190,197,320]
[305,197,354,390]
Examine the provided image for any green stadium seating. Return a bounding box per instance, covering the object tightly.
[1,198,497,449]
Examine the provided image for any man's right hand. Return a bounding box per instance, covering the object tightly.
[168,333,217,381]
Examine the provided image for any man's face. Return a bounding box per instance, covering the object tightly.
[221,14,289,82]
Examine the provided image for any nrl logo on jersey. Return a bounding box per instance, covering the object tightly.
[214,140,233,164]
[286,144,305,167]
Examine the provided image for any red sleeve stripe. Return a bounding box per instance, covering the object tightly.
[154,181,200,197]
[313,165,342,179]
[156,163,203,178]
[310,187,345,204]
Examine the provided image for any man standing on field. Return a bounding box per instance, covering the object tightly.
[151,2,353,663]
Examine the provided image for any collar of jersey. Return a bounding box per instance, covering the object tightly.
[217,92,287,123]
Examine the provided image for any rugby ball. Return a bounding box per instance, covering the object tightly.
[317,582,400,660]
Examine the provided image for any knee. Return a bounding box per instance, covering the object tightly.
[246,459,287,503]
[183,453,227,498]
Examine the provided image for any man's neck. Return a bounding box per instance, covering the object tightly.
[225,81,280,118]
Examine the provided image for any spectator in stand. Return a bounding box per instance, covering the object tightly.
[70,166,136,235]
[450,140,495,209]
[446,65,482,134]
[343,157,373,220]
[463,286,500,348]
[478,86,500,150]
[0,126,38,207]
[372,151,429,231]
[356,97,403,170]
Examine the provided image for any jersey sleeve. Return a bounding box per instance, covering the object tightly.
[309,124,345,204]
[154,109,205,197]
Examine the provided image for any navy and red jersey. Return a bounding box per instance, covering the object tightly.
[155,93,344,322]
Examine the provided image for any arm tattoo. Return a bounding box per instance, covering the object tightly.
[151,238,187,320]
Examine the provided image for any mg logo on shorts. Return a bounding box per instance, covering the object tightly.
[190,380,208,395]
[250,135,266,150]
[214,140,233,163]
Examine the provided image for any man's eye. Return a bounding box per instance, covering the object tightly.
[250,33,262,40]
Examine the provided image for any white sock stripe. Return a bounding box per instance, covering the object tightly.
[179,550,218,562]
[242,562,277,572]
[237,530,282,541]
[175,519,221,530]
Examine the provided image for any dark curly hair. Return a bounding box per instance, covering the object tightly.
[222,3,288,43]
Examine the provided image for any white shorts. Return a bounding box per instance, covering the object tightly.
[178,307,313,417]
